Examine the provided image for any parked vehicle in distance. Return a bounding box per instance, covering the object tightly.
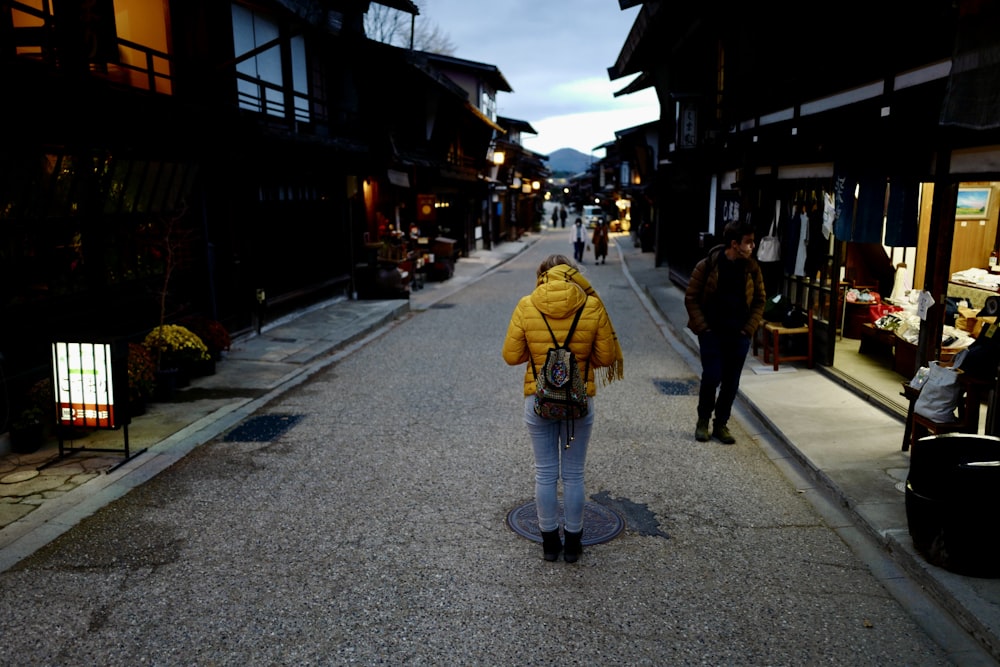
[582,205,606,228]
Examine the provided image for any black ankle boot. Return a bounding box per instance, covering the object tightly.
[540,530,562,562]
[563,530,583,563]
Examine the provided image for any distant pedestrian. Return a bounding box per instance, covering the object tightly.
[592,220,608,264]
[570,218,586,262]
[559,206,567,228]
[684,219,766,445]
[639,221,654,252]
[551,208,559,227]
[502,254,624,562]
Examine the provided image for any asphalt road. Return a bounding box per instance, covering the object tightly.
[0,229,969,665]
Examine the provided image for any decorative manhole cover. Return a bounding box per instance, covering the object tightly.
[506,501,625,545]
[1,470,40,484]
[223,414,303,442]
[654,379,699,395]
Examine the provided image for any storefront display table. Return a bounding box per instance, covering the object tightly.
[859,323,898,364]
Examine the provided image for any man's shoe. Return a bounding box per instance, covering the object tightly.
[695,419,710,442]
[712,422,736,445]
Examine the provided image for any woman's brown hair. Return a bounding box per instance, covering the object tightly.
[537,254,577,277]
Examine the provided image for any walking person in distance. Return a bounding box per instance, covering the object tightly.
[592,219,609,264]
[570,218,586,262]
[684,220,766,444]
[502,255,624,562]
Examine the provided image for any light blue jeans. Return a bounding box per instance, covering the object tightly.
[523,395,595,533]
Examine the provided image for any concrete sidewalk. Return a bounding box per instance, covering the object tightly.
[0,227,998,662]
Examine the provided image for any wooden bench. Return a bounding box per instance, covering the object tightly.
[900,375,991,451]
[754,309,814,371]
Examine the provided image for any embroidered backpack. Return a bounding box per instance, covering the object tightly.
[530,304,589,446]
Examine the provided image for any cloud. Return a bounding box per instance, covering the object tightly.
[521,95,660,156]
[503,74,654,117]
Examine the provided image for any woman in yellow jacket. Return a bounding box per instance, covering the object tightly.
[502,255,623,562]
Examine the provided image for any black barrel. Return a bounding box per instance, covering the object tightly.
[905,433,1000,577]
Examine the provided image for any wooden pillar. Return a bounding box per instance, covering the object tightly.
[917,150,957,373]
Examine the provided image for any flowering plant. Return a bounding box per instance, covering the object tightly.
[143,324,210,370]
[128,342,156,402]
[177,315,231,356]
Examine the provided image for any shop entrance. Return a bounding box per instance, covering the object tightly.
[829,180,1000,421]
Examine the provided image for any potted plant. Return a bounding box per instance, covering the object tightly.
[177,315,231,364]
[127,342,156,415]
[143,324,210,398]
[9,406,45,453]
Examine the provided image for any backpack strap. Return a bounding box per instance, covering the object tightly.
[543,302,585,347]
[529,301,586,378]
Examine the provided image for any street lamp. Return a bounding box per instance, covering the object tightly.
[492,150,505,166]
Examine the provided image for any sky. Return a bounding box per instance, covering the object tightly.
[412,0,661,157]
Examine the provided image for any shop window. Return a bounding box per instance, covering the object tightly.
[480,89,496,123]
[134,161,161,214]
[100,157,194,214]
[121,160,148,213]
[231,4,310,123]
[149,162,176,212]
[103,159,132,214]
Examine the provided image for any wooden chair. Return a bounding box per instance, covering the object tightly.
[900,374,990,451]
[754,309,814,371]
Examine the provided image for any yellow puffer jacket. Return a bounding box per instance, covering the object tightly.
[502,279,618,397]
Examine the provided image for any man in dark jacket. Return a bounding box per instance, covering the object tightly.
[684,220,766,444]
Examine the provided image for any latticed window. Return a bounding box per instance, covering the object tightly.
[231,3,310,123]
[5,0,173,94]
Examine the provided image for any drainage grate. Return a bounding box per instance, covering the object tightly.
[506,500,624,545]
[654,378,699,395]
[223,414,303,442]
[429,303,456,309]
[269,337,297,343]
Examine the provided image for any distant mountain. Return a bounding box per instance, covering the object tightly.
[547,148,593,175]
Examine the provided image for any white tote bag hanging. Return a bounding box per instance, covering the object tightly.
[757,201,781,262]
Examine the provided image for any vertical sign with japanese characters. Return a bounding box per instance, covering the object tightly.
[52,342,117,428]
[678,100,698,149]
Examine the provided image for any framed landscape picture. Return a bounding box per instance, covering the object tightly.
[956,187,991,219]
